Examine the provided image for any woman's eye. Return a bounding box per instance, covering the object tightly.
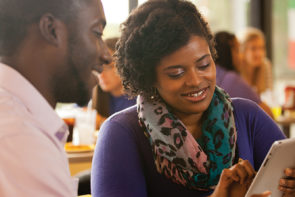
[198,63,210,70]
[167,70,184,78]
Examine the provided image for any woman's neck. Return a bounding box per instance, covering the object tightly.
[110,86,124,97]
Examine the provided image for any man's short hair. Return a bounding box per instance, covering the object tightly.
[0,0,86,56]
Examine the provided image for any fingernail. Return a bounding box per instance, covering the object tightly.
[263,190,271,196]
[280,179,286,185]
[278,185,283,191]
[285,168,292,176]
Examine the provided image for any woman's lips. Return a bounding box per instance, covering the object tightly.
[181,87,208,102]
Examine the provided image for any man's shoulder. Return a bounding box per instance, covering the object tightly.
[0,91,33,134]
[0,128,76,196]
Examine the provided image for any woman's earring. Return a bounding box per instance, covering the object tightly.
[150,88,158,100]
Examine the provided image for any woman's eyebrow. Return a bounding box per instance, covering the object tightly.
[162,54,211,71]
[195,54,210,63]
[163,65,183,71]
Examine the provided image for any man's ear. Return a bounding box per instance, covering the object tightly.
[39,13,66,46]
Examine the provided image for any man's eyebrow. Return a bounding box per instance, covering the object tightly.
[92,19,106,28]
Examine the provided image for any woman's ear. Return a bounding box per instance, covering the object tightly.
[39,13,66,46]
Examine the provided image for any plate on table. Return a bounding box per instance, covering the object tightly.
[65,142,95,153]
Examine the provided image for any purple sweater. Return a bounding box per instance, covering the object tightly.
[91,98,285,197]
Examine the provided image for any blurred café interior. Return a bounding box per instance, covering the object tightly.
[57,0,295,194]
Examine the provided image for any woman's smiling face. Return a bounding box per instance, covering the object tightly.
[155,35,216,117]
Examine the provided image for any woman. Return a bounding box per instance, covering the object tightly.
[214,31,260,102]
[92,37,136,118]
[91,1,294,196]
[214,31,274,118]
[238,28,273,95]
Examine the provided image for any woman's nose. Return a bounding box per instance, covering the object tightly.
[185,70,202,87]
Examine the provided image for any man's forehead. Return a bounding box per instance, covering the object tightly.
[73,0,106,26]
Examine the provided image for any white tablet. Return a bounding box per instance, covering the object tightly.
[245,137,295,197]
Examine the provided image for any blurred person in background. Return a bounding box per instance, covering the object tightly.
[238,27,273,95]
[91,0,293,197]
[92,37,136,119]
[214,31,273,118]
[77,37,136,196]
[0,0,111,196]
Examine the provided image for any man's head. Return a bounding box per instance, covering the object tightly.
[0,0,75,56]
[0,0,111,106]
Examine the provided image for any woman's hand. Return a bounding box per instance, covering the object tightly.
[210,159,256,197]
[250,191,271,197]
[279,168,295,197]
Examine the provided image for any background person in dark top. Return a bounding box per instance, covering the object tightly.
[214,31,273,118]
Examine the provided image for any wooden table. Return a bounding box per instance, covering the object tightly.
[276,116,295,138]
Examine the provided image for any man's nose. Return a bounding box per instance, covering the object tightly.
[97,45,112,73]
[101,46,112,65]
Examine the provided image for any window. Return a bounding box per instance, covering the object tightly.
[139,0,249,34]
[101,0,129,38]
[273,0,295,79]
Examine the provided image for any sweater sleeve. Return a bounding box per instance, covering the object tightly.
[252,106,285,169]
[91,116,147,197]
[233,98,286,170]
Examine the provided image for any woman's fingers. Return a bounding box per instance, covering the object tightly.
[213,159,256,197]
[279,178,295,188]
[279,178,295,196]
[251,190,271,197]
[211,169,235,197]
[229,159,256,184]
[285,168,295,177]
[279,168,295,196]
[239,159,256,187]
[230,163,248,184]
[218,168,235,188]
[240,159,256,178]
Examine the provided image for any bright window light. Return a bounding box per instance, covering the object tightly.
[101,0,129,24]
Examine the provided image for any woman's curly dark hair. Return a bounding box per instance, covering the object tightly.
[115,0,216,100]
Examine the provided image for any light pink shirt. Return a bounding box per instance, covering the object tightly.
[0,63,77,196]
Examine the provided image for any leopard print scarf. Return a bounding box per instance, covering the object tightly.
[137,86,236,190]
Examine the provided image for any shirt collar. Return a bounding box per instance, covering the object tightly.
[0,63,68,142]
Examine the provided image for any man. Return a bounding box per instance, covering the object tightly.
[0,0,111,196]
